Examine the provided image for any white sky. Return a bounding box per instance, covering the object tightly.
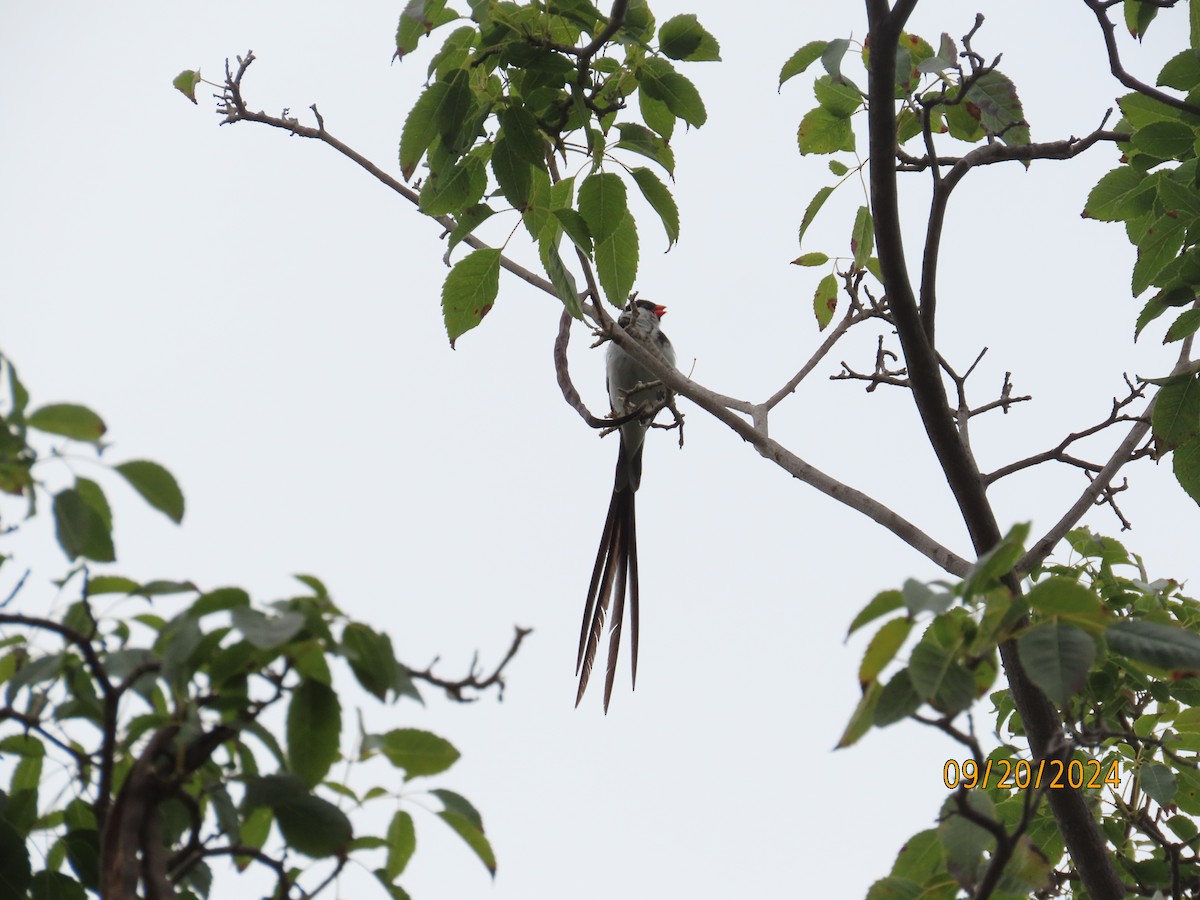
[2,1,1196,897]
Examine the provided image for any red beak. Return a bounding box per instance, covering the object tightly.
[652,304,668,318]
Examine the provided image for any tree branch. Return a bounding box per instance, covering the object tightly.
[1082,0,1200,117]
[408,625,532,702]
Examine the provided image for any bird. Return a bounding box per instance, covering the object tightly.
[576,298,676,712]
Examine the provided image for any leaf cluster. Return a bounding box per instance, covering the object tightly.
[394,0,717,344]
[845,524,1200,896]
[0,358,501,900]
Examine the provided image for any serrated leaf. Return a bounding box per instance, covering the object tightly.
[578,173,628,246]
[1166,308,1200,343]
[813,272,838,330]
[798,185,833,247]
[629,167,679,248]
[1132,121,1195,159]
[1083,167,1150,222]
[244,775,352,858]
[658,14,720,62]
[964,70,1029,148]
[1125,0,1159,38]
[342,622,409,702]
[540,238,583,319]
[497,106,546,166]
[287,679,341,788]
[873,669,922,726]
[491,136,532,208]
[1108,618,1200,670]
[399,83,449,180]
[442,247,500,347]
[1016,622,1096,706]
[859,617,913,684]
[836,679,882,748]
[851,205,874,267]
[420,153,487,217]
[639,90,674,140]
[28,404,106,443]
[909,641,975,712]
[779,40,829,89]
[552,209,593,254]
[797,107,855,154]
[53,489,114,562]
[1159,49,1200,90]
[847,589,904,637]
[1133,213,1187,296]
[1152,373,1200,447]
[638,57,706,128]
[1140,761,1178,805]
[114,460,184,524]
[791,252,829,267]
[447,203,494,252]
[172,69,202,104]
[814,75,862,118]
[594,212,638,307]
[1174,435,1200,504]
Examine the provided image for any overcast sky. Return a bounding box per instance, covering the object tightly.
[3,1,1195,897]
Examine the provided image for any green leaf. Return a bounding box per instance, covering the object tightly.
[244,775,353,858]
[497,106,546,167]
[114,460,184,524]
[1107,618,1200,671]
[442,247,501,347]
[797,107,855,154]
[873,669,921,726]
[798,185,833,247]
[638,57,706,128]
[447,203,494,252]
[938,791,995,883]
[28,404,106,443]
[552,209,593,254]
[864,876,923,900]
[1125,0,1159,38]
[0,809,32,891]
[1016,621,1096,706]
[420,153,487,217]
[540,237,583,319]
[53,488,114,562]
[964,70,1029,148]
[577,173,628,246]
[490,136,532,208]
[287,679,342,788]
[961,522,1029,599]
[658,14,720,62]
[1173,435,1200,504]
[814,75,862,118]
[1152,374,1200,447]
[189,588,248,621]
[430,789,485,829]
[341,622,405,702]
[1159,50,1200,90]
[385,810,417,879]
[28,872,86,900]
[1027,576,1106,623]
[1166,308,1200,343]
[63,830,99,889]
[847,589,904,637]
[365,728,461,779]
[230,606,305,649]
[1083,167,1151,222]
[629,168,679,249]
[779,40,829,89]
[835,679,882,748]
[75,477,112,532]
[1139,761,1178,805]
[594,212,638,307]
[639,90,674,140]
[172,69,202,105]
[791,252,829,267]
[438,810,496,877]
[909,641,975,712]
[1133,213,1187,295]
[859,617,913,684]
[850,205,874,268]
[396,0,457,58]
[1132,120,1195,158]
[813,272,838,330]
[399,83,449,180]
[900,578,953,616]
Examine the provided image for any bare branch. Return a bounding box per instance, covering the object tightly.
[408,626,532,702]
